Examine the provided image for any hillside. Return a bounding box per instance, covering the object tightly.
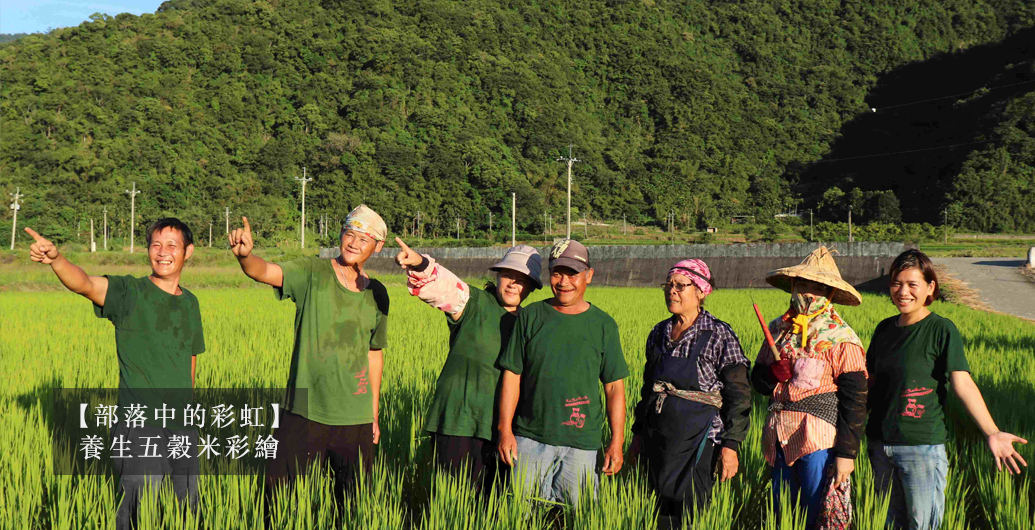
[1,0,1033,244]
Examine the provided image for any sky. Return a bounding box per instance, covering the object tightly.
[1,0,165,35]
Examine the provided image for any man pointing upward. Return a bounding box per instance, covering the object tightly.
[228,206,390,492]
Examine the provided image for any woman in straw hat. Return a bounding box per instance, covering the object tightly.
[628,259,752,528]
[750,246,868,530]
[866,249,1027,530]
[394,237,542,490]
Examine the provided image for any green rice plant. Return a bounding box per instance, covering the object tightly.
[2,275,1033,529]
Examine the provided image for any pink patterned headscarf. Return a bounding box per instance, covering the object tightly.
[668,259,714,296]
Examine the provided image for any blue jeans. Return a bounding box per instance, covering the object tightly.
[772,446,834,530]
[514,436,598,504]
[869,443,948,530]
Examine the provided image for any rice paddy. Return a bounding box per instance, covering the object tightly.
[1,267,1033,529]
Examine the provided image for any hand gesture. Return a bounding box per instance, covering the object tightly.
[988,431,1028,474]
[716,446,739,482]
[394,237,422,269]
[25,228,59,264]
[228,217,254,258]
[497,430,518,467]
[602,438,624,476]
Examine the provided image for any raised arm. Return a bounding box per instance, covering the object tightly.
[395,237,470,320]
[25,228,108,306]
[951,371,1028,474]
[228,217,283,287]
[601,379,626,476]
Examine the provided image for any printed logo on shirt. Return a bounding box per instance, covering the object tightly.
[900,387,933,419]
[562,396,589,428]
[353,368,369,395]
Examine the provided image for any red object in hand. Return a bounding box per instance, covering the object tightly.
[753,303,781,361]
[770,357,793,383]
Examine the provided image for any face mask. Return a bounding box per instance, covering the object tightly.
[791,288,830,314]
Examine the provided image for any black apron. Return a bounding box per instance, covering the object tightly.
[644,330,719,509]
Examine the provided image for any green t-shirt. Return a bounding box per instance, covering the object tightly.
[94,275,205,429]
[424,287,515,441]
[497,300,630,450]
[866,312,970,445]
[276,257,389,426]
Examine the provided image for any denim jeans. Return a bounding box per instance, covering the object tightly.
[868,443,948,530]
[514,436,598,504]
[772,446,834,530]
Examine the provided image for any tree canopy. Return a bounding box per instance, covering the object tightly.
[2,0,1033,243]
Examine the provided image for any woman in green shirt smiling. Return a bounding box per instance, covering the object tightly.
[867,249,1028,530]
[395,238,542,489]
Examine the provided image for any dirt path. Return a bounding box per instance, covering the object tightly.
[932,258,1035,320]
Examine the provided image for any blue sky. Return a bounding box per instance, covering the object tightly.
[2,0,165,34]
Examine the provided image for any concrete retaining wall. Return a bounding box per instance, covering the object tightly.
[321,242,915,289]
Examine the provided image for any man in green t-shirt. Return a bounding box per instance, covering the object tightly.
[228,205,389,490]
[497,239,629,504]
[26,219,205,530]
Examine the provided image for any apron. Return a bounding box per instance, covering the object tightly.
[644,330,719,505]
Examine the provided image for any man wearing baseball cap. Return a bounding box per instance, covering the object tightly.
[228,204,390,492]
[496,239,629,504]
[395,239,542,489]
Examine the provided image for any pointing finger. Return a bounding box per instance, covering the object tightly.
[395,237,411,253]
[24,227,44,242]
[242,216,251,233]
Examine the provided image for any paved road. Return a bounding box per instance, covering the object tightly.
[932,258,1035,320]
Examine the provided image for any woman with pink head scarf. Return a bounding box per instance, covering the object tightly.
[628,259,752,526]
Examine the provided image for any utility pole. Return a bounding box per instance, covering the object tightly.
[90,218,95,252]
[489,211,493,234]
[295,166,312,249]
[544,211,548,244]
[209,222,213,248]
[623,214,627,236]
[9,187,22,250]
[848,209,853,243]
[224,207,231,235]
[584,216,588,239]
[125,182,140,253]
[511,193,516,246]
[809,209,814,242]
[456,214,461,241]
[944,208,948,244]
[555,144,580,239]
[103,206,108,250]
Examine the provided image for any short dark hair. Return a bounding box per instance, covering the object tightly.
[889,249,939,305]
[146,218,194,247]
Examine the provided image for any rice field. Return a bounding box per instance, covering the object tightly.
[1,270,1033,529]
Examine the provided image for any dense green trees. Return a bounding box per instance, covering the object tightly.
[1,0,1033,244]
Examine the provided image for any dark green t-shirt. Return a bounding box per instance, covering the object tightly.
[276,257,389,426]
[94,275,205,429]
[497,300,630,450]
[424,287,515,441]
[866,312,970,445]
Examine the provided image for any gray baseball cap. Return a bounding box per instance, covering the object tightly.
[549,239,590,273]
[490,245,543,289]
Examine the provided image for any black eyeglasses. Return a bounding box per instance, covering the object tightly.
[660,282,694,293]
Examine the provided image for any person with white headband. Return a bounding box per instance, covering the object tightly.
[228,204,390,494]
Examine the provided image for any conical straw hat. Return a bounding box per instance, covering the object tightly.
[765,246,862,306]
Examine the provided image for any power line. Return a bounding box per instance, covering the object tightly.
[872,79,1035,111]
[812,140,993,163]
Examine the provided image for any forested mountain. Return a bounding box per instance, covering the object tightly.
[1,0,1033,243]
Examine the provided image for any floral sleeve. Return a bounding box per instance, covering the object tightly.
[405,255,471,316]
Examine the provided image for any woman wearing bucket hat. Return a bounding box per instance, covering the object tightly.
[628,259,752,527]
[395,237,542,489]
[866,249,1027,530]
[749,246,868,530]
